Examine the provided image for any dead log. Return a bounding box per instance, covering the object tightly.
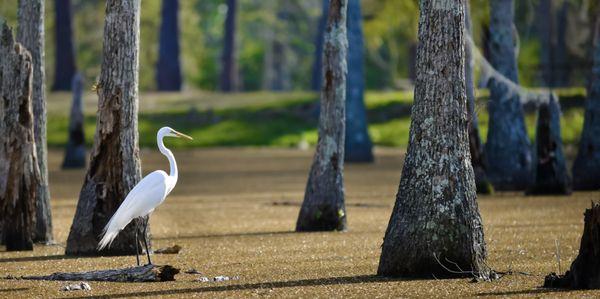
[19,264,179,282]
[544,202,600,289]
[0,23,40,251]
[527,93,571,195]
[62,72,86,169]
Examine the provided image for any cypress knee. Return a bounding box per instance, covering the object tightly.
[65,0,143,256]
[0,24,40,251]
[527,93,571,195]
[296,0,348,232]
[62,73,86,169]
[378,0,489,279]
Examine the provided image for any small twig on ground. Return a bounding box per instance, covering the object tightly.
[555,239,562,274]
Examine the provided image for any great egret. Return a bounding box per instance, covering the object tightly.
[98,127,193,265]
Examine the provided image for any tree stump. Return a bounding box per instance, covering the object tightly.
[296,0,348,232]
[527,93,571,195]
[19,265,179,282]
[0,23,40,251]
[62,73,86,169]
[544,202,600,289]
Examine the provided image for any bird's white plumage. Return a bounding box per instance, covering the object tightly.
[97,127,191,251]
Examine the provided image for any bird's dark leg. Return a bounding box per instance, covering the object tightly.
[142,216,152,265]
[135,219,140,266]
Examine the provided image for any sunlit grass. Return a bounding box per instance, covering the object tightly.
[46,88,587,149]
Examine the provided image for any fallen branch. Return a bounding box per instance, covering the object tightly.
[15,264,179,282]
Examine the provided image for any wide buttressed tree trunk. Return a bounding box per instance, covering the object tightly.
[219,0,238,92]
[0,24,40,251]
[465,0,491,194]
[296,0,348,232]
[62,73,86,169]
[156,0,182,91]
[572,18,600,190]
[51,0,77,91]
[484,0,532,191]
[378,0,489,279]
[527,93,571,195]
[18,0,53,244]
[65,0,143,256]
[344,0,373,163]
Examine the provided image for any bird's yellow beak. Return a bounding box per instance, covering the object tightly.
[171,129,193,140]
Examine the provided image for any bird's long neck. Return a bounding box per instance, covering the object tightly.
[158,135,178,180]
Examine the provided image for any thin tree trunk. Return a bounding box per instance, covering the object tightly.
[156,0,182,91]
[51,0,77,91]
[65,0,143,256]
[0,24,40,251]
[311,0,329,91]
[527,93,571,195]
[485,0,532,191]
[62,73,86,169]
[219,0,238,92]
[296,0,348,232]
[344,0,373,163]
[378,0,489,279]
[465,0,491,194]
[573,17,600,190]
[18,0,53,244]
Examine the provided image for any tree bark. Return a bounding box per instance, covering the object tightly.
[465,0,491,194]
[378,0,489,279]
[527,93,571,195]
[18,0,53,244]
[344,0,373,163]
[219,0,238,92]
[65,0,144,256]
[20,265,179,282]
[573,17,600,190]
[484,0,532,191]
[544,202,600,289]
[62,73,86,169]
[296,0,348,232]
[311,0,329,92]
[0,24,40,251]
[537,0,570,88]
[156,0,182,91]
[51,0,77,91]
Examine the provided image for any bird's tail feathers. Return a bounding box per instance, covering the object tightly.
[97,217,121,250]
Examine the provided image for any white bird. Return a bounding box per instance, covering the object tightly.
[98,127,193,266]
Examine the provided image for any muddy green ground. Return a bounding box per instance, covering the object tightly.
[1,148,599,298]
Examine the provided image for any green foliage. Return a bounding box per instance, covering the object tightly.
[46,89,587,149]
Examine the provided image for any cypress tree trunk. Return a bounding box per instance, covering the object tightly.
[484,0,532,191]
[537,0,570,88]
[156,0,182,91]
[18,0,53,244]
[465,0,491,194]
[296,0,348,232]
[527,93,571,195]
[573,18,600,190]
[219,0,238,92]
[62,73,86,169]
[311,0,328,91]
[378,0,489,279]
[51,0,77,91]
[65,0,143,256]
[344,0,373,163]
[0,24,40,251]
